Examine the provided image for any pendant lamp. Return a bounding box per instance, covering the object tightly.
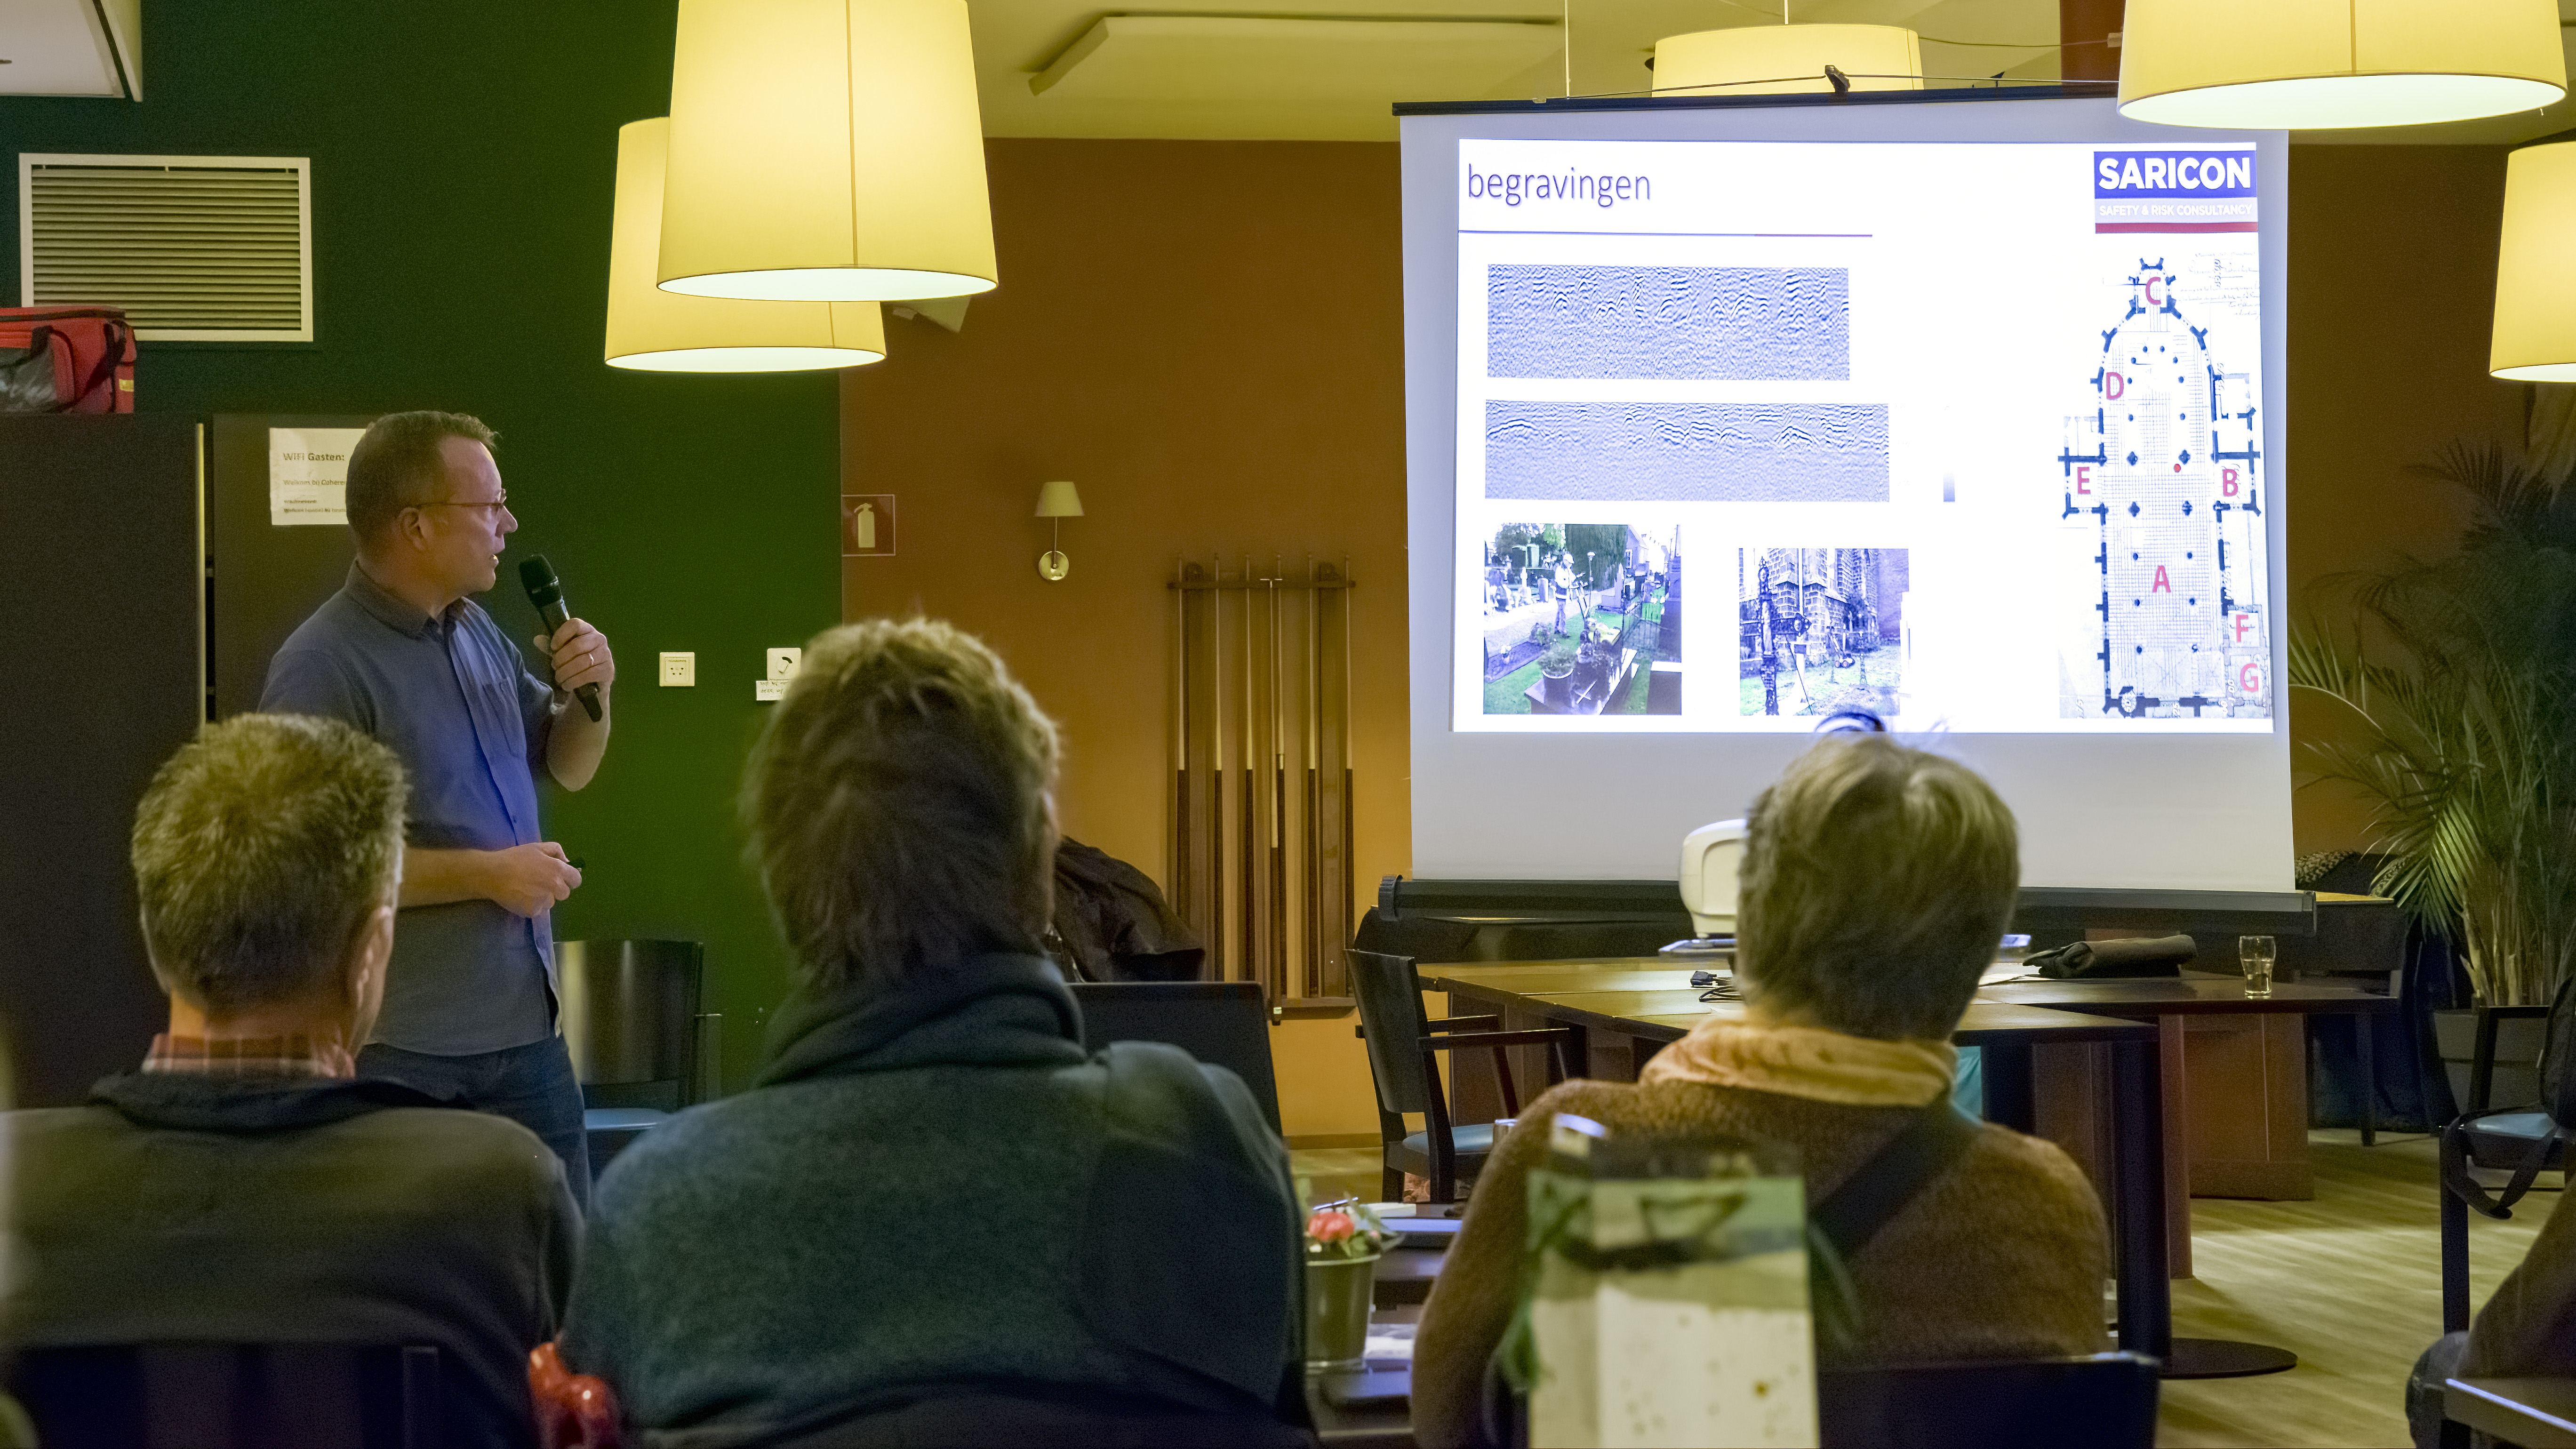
[2491,139,2576,380]
[606,119,885,373]
[1653,24,1922,97]
[2119,0,2564,129]
[658,0,997,303]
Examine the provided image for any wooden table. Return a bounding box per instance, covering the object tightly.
[1422,961,2176,1371]
[2448,1377,2576,1448]
[1980,973,2403,1222]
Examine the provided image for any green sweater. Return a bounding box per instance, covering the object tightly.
[559,953,1299,1439]
[7,1073,577,1448]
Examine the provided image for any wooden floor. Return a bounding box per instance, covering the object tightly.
[2160,1129,2546,1448]
[1294,1131,2560,1448]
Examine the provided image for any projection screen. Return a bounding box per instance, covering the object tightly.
[1401,94,2291,889]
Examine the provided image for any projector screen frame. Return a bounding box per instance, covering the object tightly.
[1400,93,2293,890]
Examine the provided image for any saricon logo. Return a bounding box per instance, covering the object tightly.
[2095,152,2255,199]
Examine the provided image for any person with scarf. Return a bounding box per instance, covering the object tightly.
[556,619,1304,1447]
[1411,735,2109,1449]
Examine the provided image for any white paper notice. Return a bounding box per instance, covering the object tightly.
[269,426,366,526]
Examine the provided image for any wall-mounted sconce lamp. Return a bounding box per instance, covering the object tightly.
[1035,480,1083,581]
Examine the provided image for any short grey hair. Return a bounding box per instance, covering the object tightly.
[344,410,496,543]
[1734,735,2019,1040]
[745,619,1060,993]
[132,714,408,1014]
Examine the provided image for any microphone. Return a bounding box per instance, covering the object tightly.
[519,554,602,722]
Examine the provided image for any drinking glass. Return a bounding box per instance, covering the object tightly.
[2239,936,2277,998]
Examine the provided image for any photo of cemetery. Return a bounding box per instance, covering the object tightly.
[1480,521,1682,716]
[1739,547,1908,718]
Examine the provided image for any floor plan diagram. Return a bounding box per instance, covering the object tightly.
[2059,258,2269,720]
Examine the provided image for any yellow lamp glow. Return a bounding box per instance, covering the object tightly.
[2492,140,2576,380]
[658,0,997,304]
[606,119,884,373]
[2119,0,2564,129]
[1652,25,1922,98]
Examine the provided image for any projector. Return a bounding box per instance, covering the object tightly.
[1675,817,1747,943]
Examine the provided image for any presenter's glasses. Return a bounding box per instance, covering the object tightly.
[419,494,511,521]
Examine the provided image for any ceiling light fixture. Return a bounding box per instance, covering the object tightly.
[2491,138,2576,380]
[657,0,997,303]
[1651,24,1922,97]
[605,119,886,373]
[2118,0,2565,129]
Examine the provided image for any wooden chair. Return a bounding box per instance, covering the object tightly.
[14,1344,445,1449]
[2439,1003,2563,1333]
[1070,980,1282,1133]
[1816,1353,2160,1449]
[1482,1353,2158,1448]
[1347,949,1576,1203]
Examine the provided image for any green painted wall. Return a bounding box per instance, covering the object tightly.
[0,1,837,1086]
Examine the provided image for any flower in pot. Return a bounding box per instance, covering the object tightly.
[1304,1199,1397,1371]
[2290,445,2576,1095]
[1572,636,1618,704]
[1540,639,1580,707]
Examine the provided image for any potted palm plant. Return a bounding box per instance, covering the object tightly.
[2289,444,2576,1105]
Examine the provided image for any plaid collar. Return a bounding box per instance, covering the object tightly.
[142,1034,327,1081]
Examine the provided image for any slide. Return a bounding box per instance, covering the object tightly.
[1453,138,2270,735]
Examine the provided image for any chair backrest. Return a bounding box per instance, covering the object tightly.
[558,939,704,1110]
[1069,981,1282,1133]
[1816,1353,2159,1449]
[15,1343,443,1449]
[1345,949,1436,1117]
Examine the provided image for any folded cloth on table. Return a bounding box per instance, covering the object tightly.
[2029,934,2196,980]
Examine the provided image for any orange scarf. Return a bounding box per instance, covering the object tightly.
[1637,1012,1956,1107]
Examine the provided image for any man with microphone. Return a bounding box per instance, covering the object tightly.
[262,410,614,1204]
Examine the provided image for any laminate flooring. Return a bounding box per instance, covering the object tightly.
[2159,1129,2544,1448]
[1292,1130,2558,1448]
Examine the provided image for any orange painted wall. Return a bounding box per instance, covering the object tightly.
[839,139,1408,1141]
[2283,147,2526,852]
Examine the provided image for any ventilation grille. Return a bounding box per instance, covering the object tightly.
[20,155,311,342]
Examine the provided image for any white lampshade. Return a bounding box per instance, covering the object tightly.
[1035,480,1085,518]
[1653,25,1922,97]
[606,120,885,373]
[2492,141,2576,380]
[2119,0,2564,129]
[659,0,997,303]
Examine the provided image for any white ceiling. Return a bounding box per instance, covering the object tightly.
[970,0,2576,144]
[0,0,139,99]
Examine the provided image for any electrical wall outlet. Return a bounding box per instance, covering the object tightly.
[659,651,696,687]
[755,679,786,702]
[766,647,802,682]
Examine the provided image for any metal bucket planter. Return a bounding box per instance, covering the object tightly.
[1304,1252,1380,1371]
[1541,666,1576,709]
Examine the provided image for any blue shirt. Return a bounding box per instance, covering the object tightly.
[261,564,558,1054]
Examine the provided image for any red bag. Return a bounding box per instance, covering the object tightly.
[0,307,135,413]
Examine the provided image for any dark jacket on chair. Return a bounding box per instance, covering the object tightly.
[5,1073,579,1448]
[558,952,1301,1445]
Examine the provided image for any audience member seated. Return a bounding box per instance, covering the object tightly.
[558,619,1303,1446]
[2408,1191,2576,1447]
[1411,735,2110,1449]
[5,715,579,1448]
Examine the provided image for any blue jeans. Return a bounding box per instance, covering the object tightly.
[359,1036,591,1212]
